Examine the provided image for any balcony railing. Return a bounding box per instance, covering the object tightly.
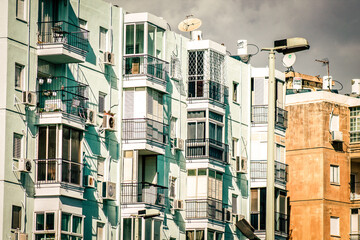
[37,21,89,55]
[35,158,83,186]
[186,138,229,164]
[187,80,228,106]
[122,118,168,145]
[250,160,288,186]
[38,76,88,118]
[251,105,288,129]
[124,54,169,85]
[251,212,288,235]
[186,198,223,221]
[121,182,167,206]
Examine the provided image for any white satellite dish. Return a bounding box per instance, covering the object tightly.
[178,16,202,32]
[282,53,296,68]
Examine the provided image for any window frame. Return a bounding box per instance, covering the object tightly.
[233,81,239,103]
[99,27,108,52]
[34,211,56,239]
[16,0,27,21]
[15,63,24,89]
[11,205,22,230]
[13,133,23,160]
[330,216,340,237]
[60,211,84,239]
[330,165,340,185]
[98,92,106,114]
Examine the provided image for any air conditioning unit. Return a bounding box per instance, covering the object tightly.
[103,115,116,131]
[22,91,36,106]
[173,138,184,151]
[104,52,115,65]
[236,156,247,173]
[331,131,343,142]
[84,175,95,188]
[223,208,232,222]
[18,158,32,172]
[173,199,184,210]
[13,230,28,240]
[86,109,96,125]
[102,181,116,200]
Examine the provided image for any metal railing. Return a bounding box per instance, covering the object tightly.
[37,21,89,55]
[122,118,168,145]
[124,54,169,85]
[35,158,83,186]
[251,105,288,129]
[185,198,223,221]
[251,212,288,235]
[187,80,228,105]
[38,76,88,118]
[121,182,167,206]
[186,138,229,164]
[250,160,288,185]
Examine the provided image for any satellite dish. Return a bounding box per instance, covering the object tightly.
[282,53,296,68]
[178,16,202,32]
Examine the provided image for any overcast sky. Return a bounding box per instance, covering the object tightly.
[113,0,360,93]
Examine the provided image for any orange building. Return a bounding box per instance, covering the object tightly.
[285,90,360,239]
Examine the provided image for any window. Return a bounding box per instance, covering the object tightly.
[350,107,360,142]
[276,144,285,163]
[233,82,238,102]
[208,169,223,200]
[125,24,144,55]
[61,212,83,239]
[148,24,164,58]
[62,126,82,185]
[79,19,87,30]
[97,157,105,182]
[186,229,205,240]
[98,92,106,113]
[170,56,181,80]
[207,229,223,240]
[330,216,340,236]
[99,27,108,52]
[351,209,360,234]
[35,212,55,240]
[13,133,22,159]
[188,51,204,98]
[251,188,266,231]
[232,194,238,214]
[187,111,206,118]
[16,0,26,21]
[12,206,21,230]
[232,138,238,158]
[15,63,24,89]
[96,222,104,240]
[147,88,163,121]
[170,117,177,139]
[330,165,339,185]
[209,122,222,143]
[169,176,176,198]
[209,111,223,123]
[187,122,205,140]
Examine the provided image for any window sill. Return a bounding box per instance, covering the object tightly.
[16,18,27,24]
[15,88,23,93]
[232,101,240,106]
[330,235,341,238]
[330,182,340,186]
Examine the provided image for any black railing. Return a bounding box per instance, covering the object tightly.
[250,160,288,186]
[121,182,167,206]
[251,212,288,235]
[251,105,288,129]
[124,54,169,85]
[188,80,228,105]
[35,158,83,186]
[186,198,223,221]
[38,76,88,118]
[186,138,229,164]
[37,21,89,54]
[122,118,168,145]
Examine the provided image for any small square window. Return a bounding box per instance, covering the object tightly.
[330,165,339,185]
[15,63,24,89]
[12,205,21,229]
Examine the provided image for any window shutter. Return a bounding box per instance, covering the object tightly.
[147,88,153,116]
[13,134,21,159]
[124,89,134,119]
[330,217,340,236]
[254,78,264,105]
[17,0,25,20]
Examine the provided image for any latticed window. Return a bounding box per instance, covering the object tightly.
[13,133,22,159]
[188,51,204,98]
[209,50,224,83]
[350,107,360,143]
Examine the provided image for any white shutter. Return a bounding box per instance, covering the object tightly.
[123,157,133,182]
[147,88,153,117]
[277,81,284,108]
[134,88,146,118]
[197,176,207,198]
[351,214,358,233]
[330,217,340,236]
[124,89,134,119]
[254,78,264,105]
[187,177,196,198]
[330,115,339,131]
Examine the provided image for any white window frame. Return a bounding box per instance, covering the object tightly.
[330,216,340,237]
[34,211,57,238]
[330,165,340,185]
[99,27,108,52]
[15,63,24,89]
[11,205,22,230]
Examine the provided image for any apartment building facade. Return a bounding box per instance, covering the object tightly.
[250,68,288,240]
[0,1,254,239]
[285,90,360,239]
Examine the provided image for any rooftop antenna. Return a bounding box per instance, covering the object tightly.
[178,15,202,38]
[315,58,330,78]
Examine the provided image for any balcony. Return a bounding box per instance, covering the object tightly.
[37,76,88,129]
[251,212,288,236]
[250,160,288,186]
[122,118,168,154]
[37,21,89,64]
[121,182,167,207]
[185,198,223,222]
[251,105,288,129]
[187,80,228,108]
[186,138,229,164]
[124,54,169,93]
[34,158,83,199]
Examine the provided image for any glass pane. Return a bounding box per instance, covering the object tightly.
[154,220,161,240]
[38,127,47,159]
[188,81,195,98]
[209,123,215,141]
[62,127,70,160]
[61,234,71,240]
[47,160,56,181]
[61,213,71,232]
[135,24,144,54]
[197,122,205,139]
[123,218,132,240]
[38,161,46,181]
[145,218,152,240]
[62,161,70,183]
[186,231,194,240]
[148,24,155,56]
[196,81,204,97]
[217,126,222,142]
[46,213,54,230]
[207,230,214,240]
[187,123,196,139]
[125,25,134,54]
[71,163,81,185]
[11,206,21,229]
[35,234,45,240]
[156,28,164,58]
[48,126,56,159]
[196,230,204,240]
[188,169,196,176]
[72,216,82,234]
[36,213,45,230]
[198,169,207,176]
[71,129,80,163]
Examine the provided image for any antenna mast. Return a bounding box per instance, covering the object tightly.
[315,58,330,77]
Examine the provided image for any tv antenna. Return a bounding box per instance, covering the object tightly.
[315,58,330,77]
[178,15,202,35]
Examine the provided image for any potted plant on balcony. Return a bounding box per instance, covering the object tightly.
[103,110,115,116]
